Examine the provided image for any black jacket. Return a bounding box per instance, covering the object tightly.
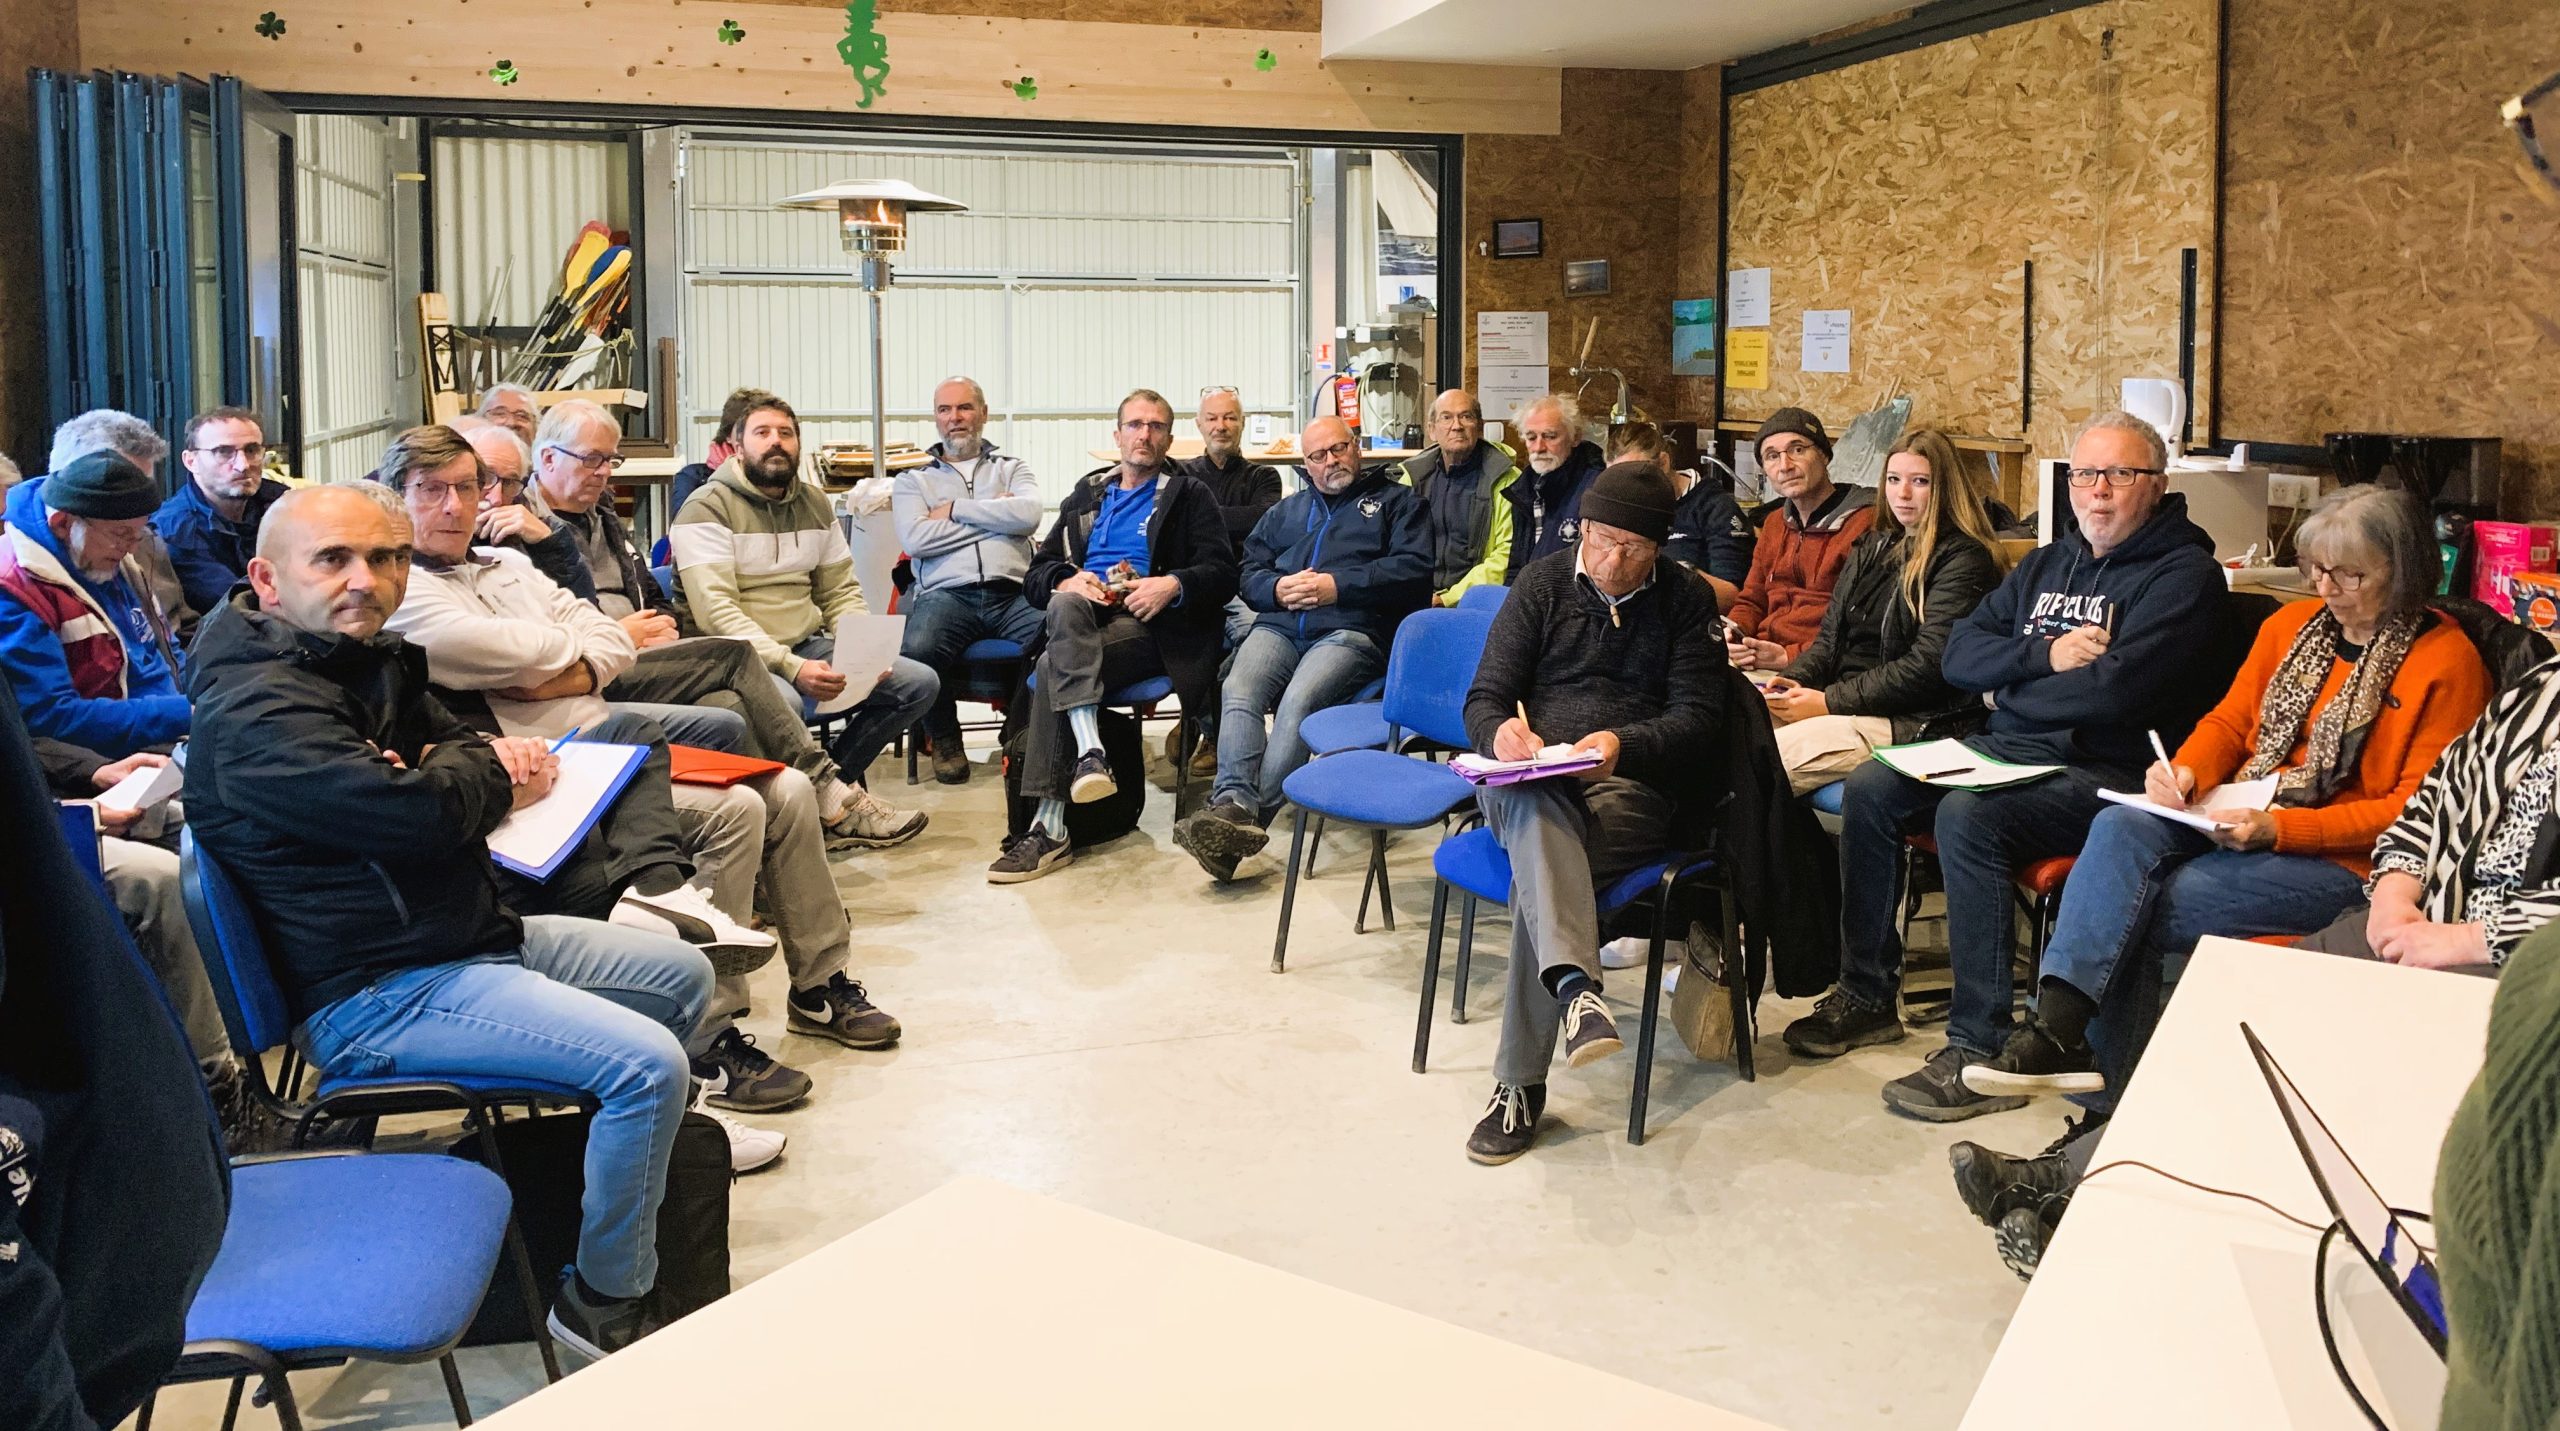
[1664,479,1755,586]
[1238,469,1432,648]
[183,591,523,1026]
[1716,664,1843,998]
[0,681,227,1431]
[1179,451,1284,549]
[1782,524,2001,742]
[1027,466,1238,722]
[1504,440,1610,580]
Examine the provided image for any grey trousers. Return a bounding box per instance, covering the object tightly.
[1482,775,1676,1086]
[101,834,227,1060]
[606,636,844,793]
[1022,591,1166,802]
[669,769,852,1055]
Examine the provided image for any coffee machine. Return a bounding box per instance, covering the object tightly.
[2324,432,2502,594]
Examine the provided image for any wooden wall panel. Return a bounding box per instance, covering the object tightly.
[845,0,1323,28]
[1672,63,1723,421]
[0,0,81,473]
[75,0,1557,135]
[2220,0,2560,515]
[1461,68,1687,434]
[1723,0,2218,481]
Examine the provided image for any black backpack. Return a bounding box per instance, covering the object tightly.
[1002,706,1148,847]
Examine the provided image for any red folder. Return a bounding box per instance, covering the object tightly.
[668,745,787,787]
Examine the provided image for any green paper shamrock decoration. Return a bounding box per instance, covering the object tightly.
[489,59,519,86]
[716,19,744,45]
[1254,47,1276,72]
[254,10,285,39]
[1008,75,1037,100]
[838,0,890,109]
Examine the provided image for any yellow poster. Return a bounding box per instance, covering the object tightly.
[1726,330,1771,390]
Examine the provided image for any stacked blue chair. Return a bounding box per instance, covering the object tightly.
[1268,606,1497,972]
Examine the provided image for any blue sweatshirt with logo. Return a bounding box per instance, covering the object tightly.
[1238,469,1433,648]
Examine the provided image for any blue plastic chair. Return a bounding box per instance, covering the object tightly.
[1455,584,1509,612]
[1295,674,1392,759]
[1410,826,1746,1143]
[155,1150,518,1427]
[908,637,1028,784]
[179,833,581,1381]
[1269,607,1496,972]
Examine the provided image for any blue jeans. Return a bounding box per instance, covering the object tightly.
[901,583,1044,746]
[608,701,748,752]
[295,915,714,1301]
[1836,747,2117,1056]
[2044,804,2366,1109]
[1213,625,1386,822]
[791,634,941,783]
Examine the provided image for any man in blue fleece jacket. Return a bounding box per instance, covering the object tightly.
[1784,413,2228,1122]
[0,457,191,759]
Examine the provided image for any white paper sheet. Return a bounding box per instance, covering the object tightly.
[1728,268,1772,327]
[2097,776,2278,834]
[1479,365,1552,427]
[1872,738,2062,789]
[1475,311,1549,364]
[1803,309,1851,373]
[96,759,183,812]
[486,741,648,879]
[811,613,909,717]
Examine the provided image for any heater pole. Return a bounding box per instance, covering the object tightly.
[864,256,890,481]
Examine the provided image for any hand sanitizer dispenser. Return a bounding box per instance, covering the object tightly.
[2121,378,2187,459]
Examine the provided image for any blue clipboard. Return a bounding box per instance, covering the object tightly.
[487,740,649,881]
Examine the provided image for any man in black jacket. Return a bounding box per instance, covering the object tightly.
[1502,394,1610,580]
[991,389,1238,883]
[1180,385,1283,626]
[1459,463,1727,1164]
[184,485,715,1360]
[1171,417,1431,881]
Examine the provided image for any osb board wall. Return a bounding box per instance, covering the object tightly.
[1462,68,1687,434]
[0,0,81,473]
[867,0,1319,27]
[1723,0,2219,484]
[75,0,1555,135]
[2220,0,2560,516]
[1672,63,1724,421]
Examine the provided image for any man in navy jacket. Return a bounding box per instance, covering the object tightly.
[1173,417,1431,881]
[150,407,292,615]
[1783,413,2228,1123]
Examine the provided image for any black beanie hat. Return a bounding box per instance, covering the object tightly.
[44,451,160,521]
[1755,407,1833,461]
[1577,461,1677,545]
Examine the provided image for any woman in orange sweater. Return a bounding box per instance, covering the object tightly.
[1961,485,2491,1108]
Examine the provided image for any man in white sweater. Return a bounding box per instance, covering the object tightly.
[373,426,898,1118]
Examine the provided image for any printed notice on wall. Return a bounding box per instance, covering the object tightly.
[1802,309,1851,373]
[1727,268,1771,329]
[1476,311,1548,365]
[1725,330,1771,390]
[1479,365,1551,425]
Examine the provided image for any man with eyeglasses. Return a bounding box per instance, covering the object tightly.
[477,382,541,447]
[151,406,293,614]
[1725,408,1875,669]
[1393,389,1518,609]
[1173,385,1284,778]
[463,421,599,602]
[1172,415,1431,882]
[989,388,1237,883]
[1786,411,2229,1124]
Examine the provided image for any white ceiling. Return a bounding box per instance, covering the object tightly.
[1322,0,1923,71]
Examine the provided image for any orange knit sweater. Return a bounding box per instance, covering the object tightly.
[2173,599,2491,874]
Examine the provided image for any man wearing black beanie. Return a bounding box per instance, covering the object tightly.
[1456,461,1729,1163]
[0,451,192,759]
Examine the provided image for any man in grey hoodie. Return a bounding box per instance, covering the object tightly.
[893,376,1046,783]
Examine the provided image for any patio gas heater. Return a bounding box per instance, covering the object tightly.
[777,178,968,480]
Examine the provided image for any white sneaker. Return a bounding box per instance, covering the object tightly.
[826,784,928,849]
[689,1089,785,1174]
[611,883,775,963]
[1599,936,1655,969]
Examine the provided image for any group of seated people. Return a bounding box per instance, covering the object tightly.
[8,370,2554,1373]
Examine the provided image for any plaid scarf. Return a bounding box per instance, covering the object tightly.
[2238,605,2426,806]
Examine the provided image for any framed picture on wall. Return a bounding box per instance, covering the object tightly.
[1564,259,1611,296]
[1492,218,1542,258]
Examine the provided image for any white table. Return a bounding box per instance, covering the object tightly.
[1962,938,2496,1429]
[483,1176,1779,1430]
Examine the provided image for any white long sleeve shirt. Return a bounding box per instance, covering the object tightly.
[384,546,638,739]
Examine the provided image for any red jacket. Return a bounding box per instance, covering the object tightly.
[1730,485,1877,657]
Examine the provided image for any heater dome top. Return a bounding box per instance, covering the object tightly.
[777,178,968,213]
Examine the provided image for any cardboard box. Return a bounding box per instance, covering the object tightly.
[2508,570,2560,634]
[2472,521,2560,615]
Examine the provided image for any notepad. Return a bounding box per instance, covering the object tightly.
[96,759,183,812]
[810,614,908,717]
[487,741,649,880]
[1872,739,2062,790]
[1450,744,1606,787]
[2098,776,2277,834]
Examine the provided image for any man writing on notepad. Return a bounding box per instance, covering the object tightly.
[1455,462,1726,1165]
[1787,412,2229,1123]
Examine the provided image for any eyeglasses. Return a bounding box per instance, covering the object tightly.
[192,442,267,465]
[2505,67,2560,201]
[1119,419,1173,435]
[410,477,490,505]
[1303,440,1358,463]
[2298,562,2371,593]
[1762,440,1819,462]
[545,444,624,472]
[1433,411,1483,426]
[491,477,528,498]
[2066,466,2165,488]
[1583,529,1654,557]
[1198,385,1237,398]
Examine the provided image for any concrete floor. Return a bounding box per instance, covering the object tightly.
[140,737,2060,1431]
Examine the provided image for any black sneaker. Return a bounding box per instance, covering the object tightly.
[1882,1044,2029,1123]
[1068,750,1118,804]
[933,744,971,784]
[1960,1014,2103,1098]
[788,972,901,1049]
[1172,802,1271,880]
[1949,1135,2078,1226]
[1465,1082,1548,1165]
[988,826,1072,884]
[1560,988,1624,1068]
[547,1270,660,1360]
[1993,1193,2067,1282]
[689,1027,813,1113]
[1170,814,1242,882]
[1781,988,1906,1059]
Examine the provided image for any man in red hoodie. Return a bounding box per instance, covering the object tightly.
[1725,408,1875,667]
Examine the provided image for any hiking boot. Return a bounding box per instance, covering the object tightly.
[1171,814,1242,882]
[1069,750,1118,804]
[547,1270,661,1360]
[828,784,928,849]
[988,826,1072,884]
[612,883,775,969]
[1465,1082,1548,1165]
[689,1028,812,1113]
[1962,1014,2104,1098]
[1882,1044,2029,1123]
[1781,988,1905,1059]
[1172,800,1270,881]
[788,972,901,1049]
[688,1086,786,1174]
[932,743,971,784]
[1949,1136,2078,1226]
[1187,741,1219,780]
[1560,988,1624,1068]
[1994,1193,2068,1281]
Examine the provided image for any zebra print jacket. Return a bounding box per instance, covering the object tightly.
[2371,654,2560,964]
